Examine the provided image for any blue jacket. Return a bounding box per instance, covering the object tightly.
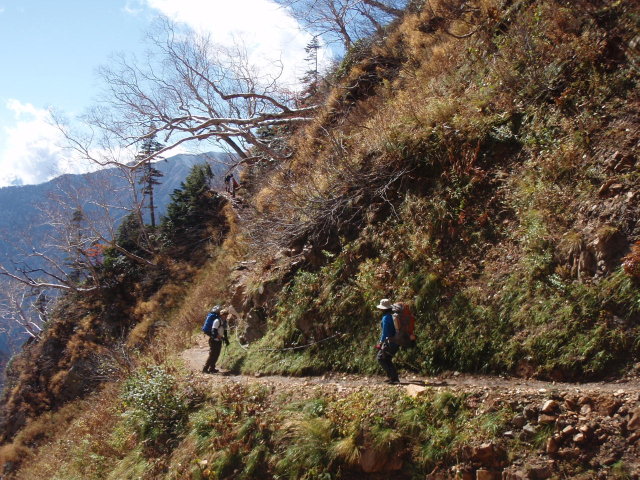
[380,313,396,344]
[202,312,219,335]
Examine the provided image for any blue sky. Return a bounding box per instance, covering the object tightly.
[0,0,318,187]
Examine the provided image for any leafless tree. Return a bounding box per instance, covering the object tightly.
[276,0,408,51]
[57,18,318,173]
[43,169,157,265]
[0,167,156,294]
[0,282,51,339]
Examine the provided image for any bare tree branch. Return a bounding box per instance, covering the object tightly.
[276,0,408,50]
[58,18,317,171]
[0,284,53,339]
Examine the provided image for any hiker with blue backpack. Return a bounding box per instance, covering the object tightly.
[375,298,400,384]
[375,298,417,384]
[202,305,229,374]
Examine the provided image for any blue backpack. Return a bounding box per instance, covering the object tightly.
[202,312,219,335]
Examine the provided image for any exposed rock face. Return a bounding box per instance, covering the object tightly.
[226,246,320,344]
[227,261,274,344]
[241,307,267,343]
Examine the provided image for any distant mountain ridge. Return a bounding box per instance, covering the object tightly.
[0,152,231,264]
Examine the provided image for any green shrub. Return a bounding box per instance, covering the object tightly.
[121,365,190,452]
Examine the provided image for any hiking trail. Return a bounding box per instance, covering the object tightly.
[181,343,640,397]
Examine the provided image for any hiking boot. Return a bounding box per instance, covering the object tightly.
[384,378,400,384]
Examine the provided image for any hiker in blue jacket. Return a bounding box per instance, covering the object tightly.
[202,305,229,373]
[375,298,400,384]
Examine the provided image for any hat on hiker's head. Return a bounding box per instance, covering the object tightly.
[210,305,221,313]
[376,298,393,310]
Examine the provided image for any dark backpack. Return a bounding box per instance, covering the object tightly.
[391,302,416,347]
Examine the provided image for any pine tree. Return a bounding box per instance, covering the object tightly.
[102,212,148,272]
[301,37,321,99]
[161,163,227,259]
[135,134,165,228]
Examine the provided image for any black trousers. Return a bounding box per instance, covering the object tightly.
[377,341,399,381]
[203,337,222,372]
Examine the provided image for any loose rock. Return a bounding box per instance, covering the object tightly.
[541,400,559,413]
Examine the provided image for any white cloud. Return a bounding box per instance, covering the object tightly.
[122,2,143,15]
[142,0,330,87]
[0,100,91,188]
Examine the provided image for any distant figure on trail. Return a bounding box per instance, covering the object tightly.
[375,298,400,384]
[224,174,233,193]
[224,173,240,197]
[201,305,229,374]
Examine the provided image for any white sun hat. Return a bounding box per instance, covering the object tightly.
[376,298,393,310]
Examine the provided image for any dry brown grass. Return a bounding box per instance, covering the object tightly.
[0,383,122,479]
[241,1,494,254]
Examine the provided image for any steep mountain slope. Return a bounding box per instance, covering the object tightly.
[0,0,638,478]
[224,0,640,382]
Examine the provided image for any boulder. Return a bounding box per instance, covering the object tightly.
[523,406,538,421]
[404,384,428,398]
[628,431,640,444]
[564,397,578,412]
[573,433,587,444]
[546,437,560,454]
[502,469,527,480]
[471,442,506,468]
[512,415,526,429]
[597,398,621,416]
[454,465,474,480]
[580,404,593,415]
[360,448,402,473]
[526,463,553,479]
[538,414,557,424]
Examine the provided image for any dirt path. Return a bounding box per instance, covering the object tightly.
[180,345,640,396]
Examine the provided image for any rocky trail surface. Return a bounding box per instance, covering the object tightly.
[182,344,640,479]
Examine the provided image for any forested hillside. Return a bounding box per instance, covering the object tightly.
[0,152,231,377]
[1,0,639,478]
